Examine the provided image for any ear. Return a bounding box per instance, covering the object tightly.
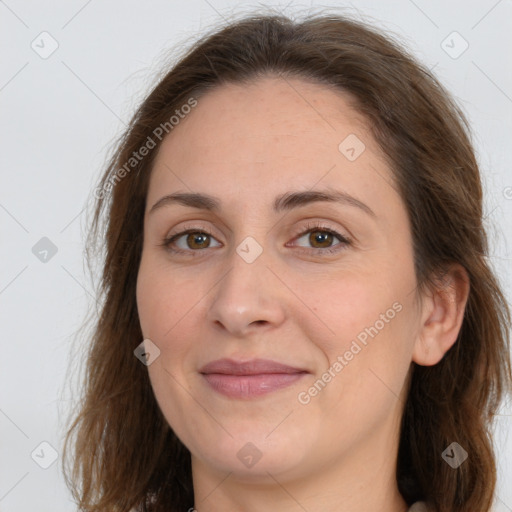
[412,264,470,366]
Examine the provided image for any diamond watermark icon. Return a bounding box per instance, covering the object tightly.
[237,442,263,468]
[441,441,468,468]
[441,31,469,59]
[31,31,59,59]
[236,236,263,264]
[31,441,58,469]
[338,134,366,161]
[32,237,58,263]
[134,338,161,366]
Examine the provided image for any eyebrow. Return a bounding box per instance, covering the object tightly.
[149,189,376,218]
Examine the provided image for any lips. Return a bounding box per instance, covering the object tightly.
[199,358,308,399]
[199,358,307,375]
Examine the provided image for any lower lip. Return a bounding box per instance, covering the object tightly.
[202,372,307,399]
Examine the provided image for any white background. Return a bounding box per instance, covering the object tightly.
[1,1,511,511]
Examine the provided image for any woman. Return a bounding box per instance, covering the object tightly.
[63,12,512,512]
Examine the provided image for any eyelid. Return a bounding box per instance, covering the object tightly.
[290,221,350,243]
[164,221,218,239]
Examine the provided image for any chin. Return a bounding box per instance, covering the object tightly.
[190,433,308,481]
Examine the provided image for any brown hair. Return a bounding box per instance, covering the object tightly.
[63,11,512,512]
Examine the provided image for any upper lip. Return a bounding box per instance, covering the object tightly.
[199,358,308,375]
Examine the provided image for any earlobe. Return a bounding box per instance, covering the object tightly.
[412,264,470,366]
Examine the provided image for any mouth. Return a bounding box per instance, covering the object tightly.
[199,358,309,399]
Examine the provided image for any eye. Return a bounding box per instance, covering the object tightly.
[161,228,221,255]
[290,221,351,255]
[160,221,351,256]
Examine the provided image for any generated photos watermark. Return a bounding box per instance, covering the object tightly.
[297,301,403,405]
[94,97,198,199]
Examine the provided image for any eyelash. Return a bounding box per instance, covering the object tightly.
[160,221,352,257]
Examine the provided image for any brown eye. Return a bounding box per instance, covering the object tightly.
[294,225,350,253]
[162,223,351,257]
[185,232,211,250]
[307,230,335,249]
[162,229,221,254]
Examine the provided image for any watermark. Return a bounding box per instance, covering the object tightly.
[338,133,366,161]
[441,442,468,468]
[134,338,161,366]
[297,301,403,405]
[236,236,263,263]
[440,31,469,60]
[31,31,59,59]
[31,441,59,469]
[237,442,263,468]
[94,97,198,199]
[32,236,58,263]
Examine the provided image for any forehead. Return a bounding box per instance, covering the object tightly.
[147,76,397,214]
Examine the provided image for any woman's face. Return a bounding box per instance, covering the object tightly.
[136,77,423,485]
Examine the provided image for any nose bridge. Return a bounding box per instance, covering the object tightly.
[206,237,286,335]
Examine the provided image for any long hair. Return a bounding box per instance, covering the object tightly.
[63,12,512,512]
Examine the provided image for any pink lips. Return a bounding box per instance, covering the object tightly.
[199,358,308,399]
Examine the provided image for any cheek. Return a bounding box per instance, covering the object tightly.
[302,271,402,353]
[303,264,417,400]
[301,281,415,451]
[137,255,196,341]
[136,257,205,431]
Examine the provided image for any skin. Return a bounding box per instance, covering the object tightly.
[136,76,469,512]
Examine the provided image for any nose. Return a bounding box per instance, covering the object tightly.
[206,246,287,338]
